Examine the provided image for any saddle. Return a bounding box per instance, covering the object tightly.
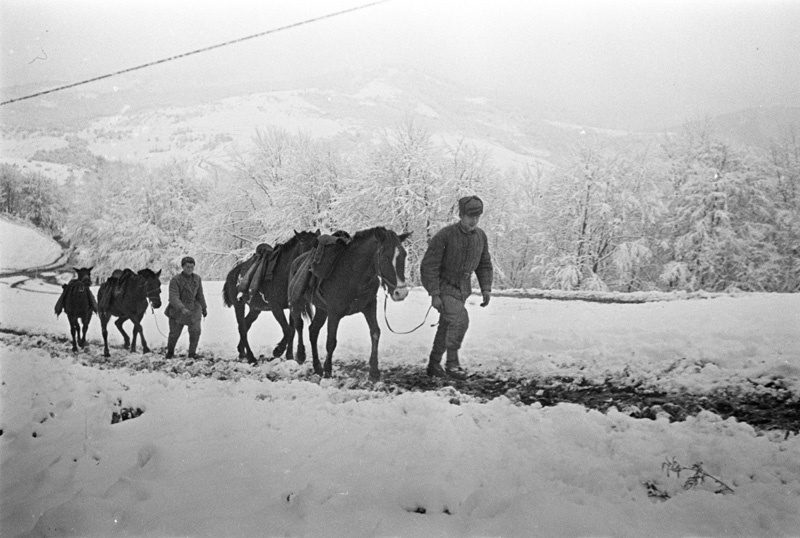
[98,269,135,311]
[310,231,351,281]
[55,279,97,316]
[288,231,351,308]
[236,243,275,300]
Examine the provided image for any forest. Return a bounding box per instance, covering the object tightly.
[2,121,798,292]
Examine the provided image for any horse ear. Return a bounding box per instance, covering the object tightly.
[88,266,94,272]
[399,232,413,242]
[156,269,162,277]
[315,229,321,236]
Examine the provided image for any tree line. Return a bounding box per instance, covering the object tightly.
[2,121,798,292]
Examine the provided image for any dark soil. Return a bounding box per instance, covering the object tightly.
[2,327,798,435]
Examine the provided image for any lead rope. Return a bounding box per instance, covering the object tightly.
[382,292,436,334]
[151,304,168,338]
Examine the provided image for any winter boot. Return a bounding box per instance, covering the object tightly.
[445,349,467,380]
[426,353,446,378]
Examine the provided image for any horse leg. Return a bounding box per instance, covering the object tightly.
[233,301,249,359]
[271,307,291,360]
[241,308,261,364]
[322,314,341,379]
[68,315,79,352]
[308,309,328,375]
[101,315,111,358]
[80,313,91,348]
[363,300,382,382]
[115,318,130,350]
[289,305,306,364]
[132,313,150,354]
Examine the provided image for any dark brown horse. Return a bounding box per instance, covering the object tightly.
[55,267,95,352]
[222,230,319,364]
[289,227,411,381]
[97,268,162,357]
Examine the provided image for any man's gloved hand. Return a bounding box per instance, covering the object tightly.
[480,291,491,307]
[202,309,208,318]
[431,295,443,311]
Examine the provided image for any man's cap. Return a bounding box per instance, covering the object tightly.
[458,195,484,216]
[181,256,196,267]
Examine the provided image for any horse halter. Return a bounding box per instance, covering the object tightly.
[140,278,162,302]
[374,242,408,298]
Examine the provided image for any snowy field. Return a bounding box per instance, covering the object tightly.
[0,218,63,273]
[1,221,799,537]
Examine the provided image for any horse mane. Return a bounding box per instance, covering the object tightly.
[137,268,158,279]
[279,230,319,252]
[352,226,392,243]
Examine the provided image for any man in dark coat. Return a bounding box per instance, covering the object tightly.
[420,195,493,380]
[165,256,207,359]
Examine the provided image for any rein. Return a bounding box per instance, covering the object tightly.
[374,241,431,335]
[382,291,436,334]
[150,304,168,338]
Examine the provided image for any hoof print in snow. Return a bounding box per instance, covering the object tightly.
[408,506,426,514]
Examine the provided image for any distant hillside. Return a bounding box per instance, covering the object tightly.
[1,67,597,173]
[3,67,796,180]
[667,107,800,149]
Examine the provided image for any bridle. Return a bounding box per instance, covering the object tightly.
[374,240,434,335]
[374,242,408,297]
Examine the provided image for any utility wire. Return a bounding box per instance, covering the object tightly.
[1,0,389,106]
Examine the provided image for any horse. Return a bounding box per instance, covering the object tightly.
[97,268,163,358]
[289,227,411,381]
[55,267,96,352]
[222,230,320,364]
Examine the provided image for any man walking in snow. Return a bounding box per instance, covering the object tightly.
[421,195,493,380]
[165,256,207,359]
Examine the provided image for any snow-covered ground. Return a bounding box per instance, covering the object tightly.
[1,219,799,537]
[0,217,63,273]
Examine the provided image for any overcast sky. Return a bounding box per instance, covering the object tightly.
[2,0,799,129]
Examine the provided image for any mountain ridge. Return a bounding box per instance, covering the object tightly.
[2,66,797,178]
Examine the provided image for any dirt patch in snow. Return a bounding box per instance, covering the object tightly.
[2,328,797,435]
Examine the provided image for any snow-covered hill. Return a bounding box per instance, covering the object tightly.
[0,67,636,179]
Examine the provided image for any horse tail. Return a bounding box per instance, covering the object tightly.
[222,261,244,308]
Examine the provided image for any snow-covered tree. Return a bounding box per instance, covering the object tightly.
[659,126,780,291]
[66,160,207,279]
[537,143,660,291]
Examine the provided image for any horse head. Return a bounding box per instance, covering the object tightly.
[374,229,412,302]
[73,266,93,286]
[138,268,163,309]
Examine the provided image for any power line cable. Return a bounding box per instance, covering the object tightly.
[1,0,389,106]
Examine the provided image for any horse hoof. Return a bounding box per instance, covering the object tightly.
[369,373,381,383]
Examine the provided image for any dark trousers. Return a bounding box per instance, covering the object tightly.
[430,292,469,367]
[167,318,201,355]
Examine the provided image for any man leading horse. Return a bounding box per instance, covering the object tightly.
[421,195,493,380]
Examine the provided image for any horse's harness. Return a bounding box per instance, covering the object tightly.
[374,241,407,297]
[374,240,435,335]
